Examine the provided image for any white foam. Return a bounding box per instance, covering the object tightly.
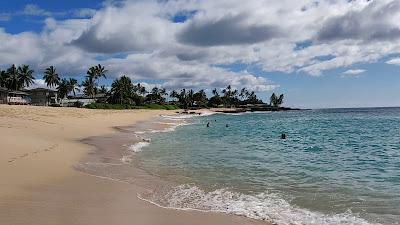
[145,184,379,225]
[160,112,216,120]
[128,142,150,153]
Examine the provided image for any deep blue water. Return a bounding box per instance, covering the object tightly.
[135,108,400,225]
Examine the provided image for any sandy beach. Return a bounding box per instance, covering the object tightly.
[0,105,265,225]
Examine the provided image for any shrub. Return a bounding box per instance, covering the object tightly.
[84,103,180,110]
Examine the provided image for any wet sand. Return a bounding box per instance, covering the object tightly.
[0,105,267,225]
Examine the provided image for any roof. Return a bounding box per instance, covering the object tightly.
[28,88,57,93]
[68,93,106,99]
[8,90,29,95]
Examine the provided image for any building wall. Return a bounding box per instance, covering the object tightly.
[0,91,8,104]
[30,91,49,106]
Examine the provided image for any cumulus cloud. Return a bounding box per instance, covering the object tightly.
[177,13,281,46]
[71,1,174,53]
[316,0,400,42]
[2,0,400,92]
[73,8,97,18]
[386,57,400,65]
[342,69,365,77]
[21,4,53,17]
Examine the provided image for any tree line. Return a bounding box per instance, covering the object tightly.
[1,64,284,108]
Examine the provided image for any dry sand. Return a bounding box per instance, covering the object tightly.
[0,105,267,225]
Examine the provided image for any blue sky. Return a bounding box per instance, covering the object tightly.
[1,0,400,108]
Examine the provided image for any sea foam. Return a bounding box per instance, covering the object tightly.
[128,142,150,153]
[142,184,379,225]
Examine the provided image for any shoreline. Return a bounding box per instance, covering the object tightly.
[0,105,265,225]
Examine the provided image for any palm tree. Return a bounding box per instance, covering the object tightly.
[212,88,219,97]
[67,78,80,96]
[239,87,249,101]
[94,64,107,79]
[222,85,238,107]
[18,65,35,88]
[170,90,178,101]
[57,79,69,99]
[270,93,284,107]
[43,66,60,88]
[137,83,147,96]
[6,65,20,90]
[84,65,107,99]
[193,89,207,107]
[0,69,8,88]
[81,77,96,98]
[110,76,134,104]
[98,85,108,94]
[188,89,194,107]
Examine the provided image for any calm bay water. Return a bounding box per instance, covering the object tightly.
[135,108,400,225]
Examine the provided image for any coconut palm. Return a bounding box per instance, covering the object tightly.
[170,90,178,101]
[222,85,238,107]
[193,89,207,107]
[0,69,8,88]
[57,79,69,99]
[6,65,20,90]
[212,88,219,97]
[43,66,60,88]
[98,85,108,94]
[110,76,134,104]
[137,83,147,96]
[94,64,107,79]
[270,93,284,107]
[67,78,80,96]
[81,77,96,98]
[18,65,35,88]
[84,65,107,98]
[239,87,249,101]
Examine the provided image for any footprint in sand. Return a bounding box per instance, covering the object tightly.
[7,144,59,163]
[19,153,29,158]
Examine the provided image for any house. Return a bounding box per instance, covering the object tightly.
[27,88,59,106]
[0,87,8,104]
[8,90,30,105]
[63,93,107,106]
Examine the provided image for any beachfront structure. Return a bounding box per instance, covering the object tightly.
[0,87,7,104]
[0,87,31,105]
[28,88,59,106]
[62,93,107,106]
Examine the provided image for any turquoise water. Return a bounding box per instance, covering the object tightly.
[135,108,400,225]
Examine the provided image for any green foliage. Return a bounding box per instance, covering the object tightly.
[85,103,180,110]
[270,93,284,107]
[43,66,60,88]
[82,64,108,98]
[85,103,136,109]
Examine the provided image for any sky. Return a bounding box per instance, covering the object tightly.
[1,0,400,108]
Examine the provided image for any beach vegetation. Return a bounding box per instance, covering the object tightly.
[270,93,284,107]
[1,63,286,110]
[43,66,60,88]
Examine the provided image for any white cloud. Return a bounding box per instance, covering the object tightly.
[2,0,400,92]
[386,57,400,65]
[21,4,52,17]
[73,8,97,18]
[341,69,366,77]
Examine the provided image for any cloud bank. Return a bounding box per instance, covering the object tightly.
[1,0,400,91]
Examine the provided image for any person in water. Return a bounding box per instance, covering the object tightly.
[226,124,229,127]
[281,133,286,139]
[207,122,210,127]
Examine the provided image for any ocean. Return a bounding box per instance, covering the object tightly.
[131,108,400,225]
